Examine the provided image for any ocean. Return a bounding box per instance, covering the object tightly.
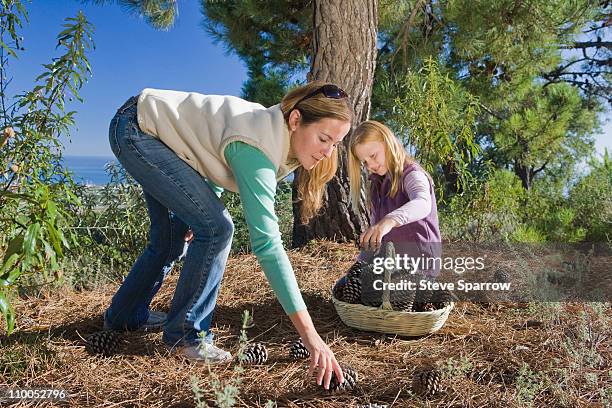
[64,155,117,186]
[62,155,296,186]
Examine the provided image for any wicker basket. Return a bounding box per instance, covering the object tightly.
[332,243,453,337]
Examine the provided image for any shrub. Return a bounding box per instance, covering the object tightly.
[0,4,93,333]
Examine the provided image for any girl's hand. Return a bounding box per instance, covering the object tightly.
[359,217,399,251]
[301,331,344,389]
[184,229,194,243]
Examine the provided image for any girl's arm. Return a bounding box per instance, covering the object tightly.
[385,170,432,225]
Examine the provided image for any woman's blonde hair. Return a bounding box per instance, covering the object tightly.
[348,120,418,214]
[281,81,353,224]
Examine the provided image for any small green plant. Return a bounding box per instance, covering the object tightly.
[191,310,276,407]
[515,363,544,407]
[444,356,473,379]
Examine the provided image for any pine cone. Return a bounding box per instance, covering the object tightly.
[326,363,358,394]
[242,342,268,365]
[288,338,310,360]
[390,299,414,311]
[342,277,362,304]
[412,366,442,398]
[415,288,433,304]
[493,268,510,283]
[347,260,368,279]
[431,289,454,309]
[86,330,121,356]
[413,302,437,312]
[332,279,346,300]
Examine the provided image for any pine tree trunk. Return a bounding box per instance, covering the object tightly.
[291,0,378,247]
[514,161,533,190]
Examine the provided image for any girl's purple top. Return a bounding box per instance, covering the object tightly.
[370,162,441,244]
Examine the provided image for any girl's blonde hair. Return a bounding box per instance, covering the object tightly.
[348,120,417,214]
[281,81,353,224]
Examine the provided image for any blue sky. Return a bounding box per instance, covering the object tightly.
[8,0,612,158]
[10,0,247,156]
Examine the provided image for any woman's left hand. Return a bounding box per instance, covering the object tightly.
[359,217,399,251]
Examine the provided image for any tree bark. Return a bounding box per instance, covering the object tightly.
[292,0,378,247]
[514,160,532,190]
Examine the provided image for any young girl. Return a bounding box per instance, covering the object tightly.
[348,120,441,278]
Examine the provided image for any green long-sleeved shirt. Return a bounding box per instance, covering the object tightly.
[216,141,306,315]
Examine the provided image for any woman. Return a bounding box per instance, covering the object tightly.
[103,81,352,389]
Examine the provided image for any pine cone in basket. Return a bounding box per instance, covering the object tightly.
[332,278,346,300]
[342,277,362,304]
[390,299,414,311]
[347,260,368,279]
[388,269,417,311]
[360,262,383,307]
[413,286,432,312]
[431,289,454,309]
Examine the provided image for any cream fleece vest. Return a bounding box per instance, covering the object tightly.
[136,88,300,192]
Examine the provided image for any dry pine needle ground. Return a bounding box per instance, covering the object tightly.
[0,241,610,407]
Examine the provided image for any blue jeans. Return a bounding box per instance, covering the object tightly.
[104,96,233,347]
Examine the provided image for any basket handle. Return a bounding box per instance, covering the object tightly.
[380,242,395,311]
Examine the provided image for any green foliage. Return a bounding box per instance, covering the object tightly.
[441,153,610,243]
[568,151,612,242]
[515,363,545,407]
[69,162,149,282]
[444,356,473,379]
[241,54,290,107]
[86,0,177,29]
[0,2,93,334]
[440,168,525,241]
[203,0,312,73]
[374,58,480,200]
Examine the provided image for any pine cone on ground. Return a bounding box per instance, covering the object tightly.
[242,342,268,365]
[413,302,437,312]
[288,338,310,360]
[412,366,443,398]
[326,363,358,394]
[493,268,510,283]
[86,330,121,356]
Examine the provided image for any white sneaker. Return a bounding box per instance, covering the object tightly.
[177,343,232,364]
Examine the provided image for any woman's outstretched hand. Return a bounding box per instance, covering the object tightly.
[302,331,344,389]
[288,310,344,389]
